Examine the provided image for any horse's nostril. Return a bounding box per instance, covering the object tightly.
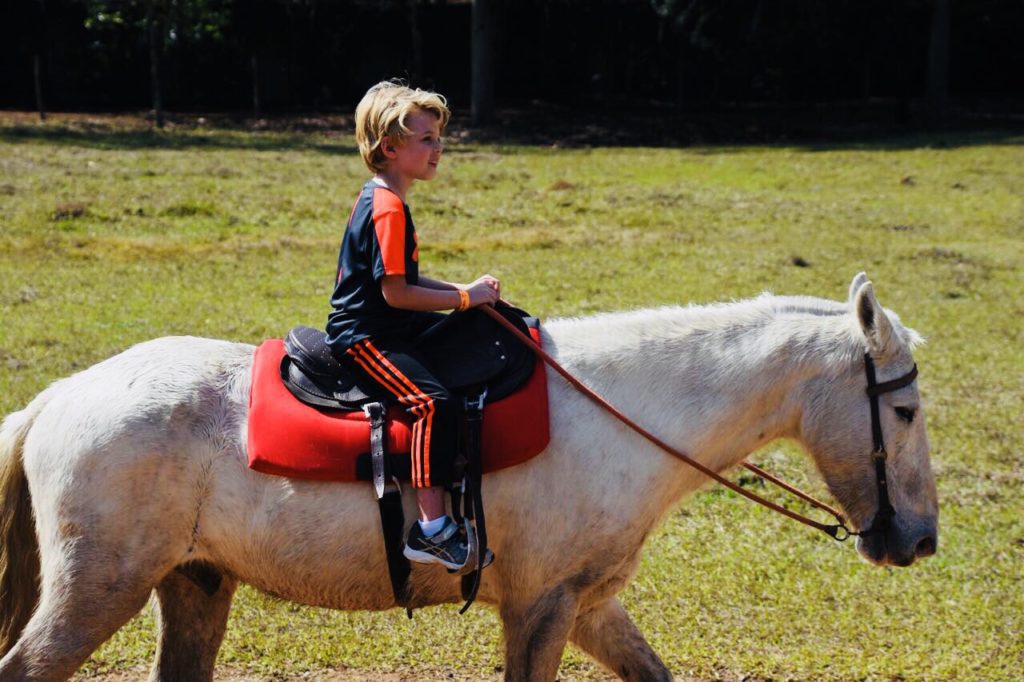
[915,536,937,557]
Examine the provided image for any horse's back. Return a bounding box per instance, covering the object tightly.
[23,335,253,460]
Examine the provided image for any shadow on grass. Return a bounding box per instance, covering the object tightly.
[0,123,358,155]
[463,104,1024,151]
[1,107,1022,153]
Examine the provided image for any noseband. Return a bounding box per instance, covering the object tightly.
[857,353,919,538]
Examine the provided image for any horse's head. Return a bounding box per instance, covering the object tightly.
[800,273,938,567]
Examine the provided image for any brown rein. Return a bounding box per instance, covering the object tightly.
[481,304,853,541]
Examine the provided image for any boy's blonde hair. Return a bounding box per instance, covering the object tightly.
[355,80,450,173]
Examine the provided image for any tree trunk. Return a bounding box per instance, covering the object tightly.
[471,0,495,126]
[146,0,165,129]
[408,0,423,82]
[33,53,46,122]
[251,53,261,118]
[33,0,46,122]
[926,0,952,127]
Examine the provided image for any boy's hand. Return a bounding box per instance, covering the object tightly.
[466,280,500,307]
[470,274,500,297]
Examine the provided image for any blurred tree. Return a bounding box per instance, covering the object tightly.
[927,0,951,126]
[251,49,260,116]
[471,0,495,124]
[230,0,267,116]
[80,0,232,124]
[145,0,164,126]
[650,0,722,109]
[32,0,48,121]
[0,0,1016,121]
[408,0,423,82]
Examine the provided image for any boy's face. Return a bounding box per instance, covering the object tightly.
[384,108,443,183]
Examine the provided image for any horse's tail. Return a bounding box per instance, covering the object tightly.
[0,396,47,657]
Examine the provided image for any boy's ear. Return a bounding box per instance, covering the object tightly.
[380,136,398,159]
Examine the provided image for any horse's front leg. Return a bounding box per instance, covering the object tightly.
[570,597,671,682]
[500,584,579,682]
[149,563,238,682]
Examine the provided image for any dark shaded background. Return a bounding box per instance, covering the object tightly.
[2,0,1022,136]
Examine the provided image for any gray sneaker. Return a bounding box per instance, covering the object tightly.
[403,519,494,572]
[404,519,468,570]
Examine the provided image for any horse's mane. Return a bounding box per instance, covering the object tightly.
[550,292,845,332]
[546,292,922,361]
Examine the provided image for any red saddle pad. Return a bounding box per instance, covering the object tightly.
[247,330,550,482]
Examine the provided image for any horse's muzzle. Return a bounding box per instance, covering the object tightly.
[856,516,938,567]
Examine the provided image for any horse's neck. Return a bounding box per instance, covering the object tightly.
[548,308,847,504]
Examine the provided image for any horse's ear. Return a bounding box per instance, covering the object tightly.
[848,272,870,305]
[854,281,895,354]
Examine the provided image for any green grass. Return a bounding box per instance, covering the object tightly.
[1,114,1022,681]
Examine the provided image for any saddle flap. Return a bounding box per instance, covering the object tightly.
[418,315,508,389]
[417,305,537,400]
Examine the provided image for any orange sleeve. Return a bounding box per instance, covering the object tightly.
[372,189,407,277]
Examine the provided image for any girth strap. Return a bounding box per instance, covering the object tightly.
[365,402,412,610]
[456,390,490,614]
[378,489,412,612]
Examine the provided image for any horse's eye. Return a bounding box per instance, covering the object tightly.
[894,407,916,423]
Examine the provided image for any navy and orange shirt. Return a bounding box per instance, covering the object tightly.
[326,181,420,351]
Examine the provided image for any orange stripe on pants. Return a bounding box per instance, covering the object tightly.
[349,340,437,487]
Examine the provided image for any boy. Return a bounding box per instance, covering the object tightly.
[326,81,499,571]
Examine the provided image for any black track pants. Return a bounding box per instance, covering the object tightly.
[339,337,456,488]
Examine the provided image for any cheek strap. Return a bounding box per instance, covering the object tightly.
[862,354,918,535]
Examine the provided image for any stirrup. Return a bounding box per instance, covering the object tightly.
[447,517,479,576]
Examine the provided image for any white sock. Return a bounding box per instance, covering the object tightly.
[419,515,448,537]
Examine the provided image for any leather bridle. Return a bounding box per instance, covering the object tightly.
[481,304,920,543]
[858,353,919,538]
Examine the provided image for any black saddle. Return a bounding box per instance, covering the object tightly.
[281,305,539,412]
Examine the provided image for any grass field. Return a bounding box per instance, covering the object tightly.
[1,113,1022,681]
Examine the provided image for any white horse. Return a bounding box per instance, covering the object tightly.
[0,273,937,682]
